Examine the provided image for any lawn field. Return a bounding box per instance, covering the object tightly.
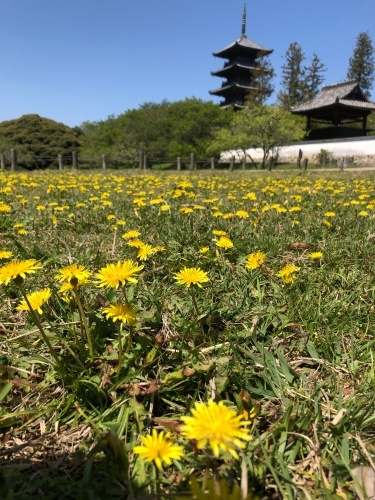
[0,169,375,499]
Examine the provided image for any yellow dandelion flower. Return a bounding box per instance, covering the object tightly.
[153,245,166,253]
[0,203,11,212]
[275,207,287,213]
[17,288,51,314]
[324,211,335,217]
[245,251,266,270]
[57,280,91,296]
[199,247,209,254]
[0,259,43,285]
[276,263,300,284]
[358,210,368,216]
[174,267,209,288]
[236,210,249,218]
[212,229,226,236]
[133,429,183,470]
[36,205,47,211]
[179,207,194,214]
[18,229,27,235]
[95,260,144,289]
[137,243,154,261]
[216,236,234,248]
[102,303,137,325]
[180,400,252,459]
[308,252,323,260]
[0,251,13,260]
[127,239,144,248]
[55,264,90,285]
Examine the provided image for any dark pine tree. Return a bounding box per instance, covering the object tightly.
[347,31,375,99]
[304,53,326,101]
[246,56,275,106]
[278,42,306,109]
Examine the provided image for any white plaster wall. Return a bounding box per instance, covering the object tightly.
[221,138,375,164]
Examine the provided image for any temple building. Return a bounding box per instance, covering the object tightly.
[209,5,273,109]
[292,80,375,140]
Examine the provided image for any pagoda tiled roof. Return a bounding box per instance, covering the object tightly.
[292,81,375,113]
[213,35,273,58]
[209,81,254,96]
[211,61,258,76]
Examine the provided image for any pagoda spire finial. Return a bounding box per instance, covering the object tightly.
[241,3,247,38]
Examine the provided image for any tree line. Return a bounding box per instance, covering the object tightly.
[0,32,373,170]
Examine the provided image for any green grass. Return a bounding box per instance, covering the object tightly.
[0,169,375,499]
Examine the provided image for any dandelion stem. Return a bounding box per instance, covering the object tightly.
[73,286,93,357]
[117,322,123,377]
[154,464,161,498]
[121,284,134,354]
[19,284,65,374]
[43,314,85,370]
[189,286,205,334]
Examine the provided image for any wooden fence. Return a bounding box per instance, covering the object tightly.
[0,149,316,172]
[0,149,242,171]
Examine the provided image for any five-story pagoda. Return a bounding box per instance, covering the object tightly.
[210,5,273,109]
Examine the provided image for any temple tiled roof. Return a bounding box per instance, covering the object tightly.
[292,81,375,113]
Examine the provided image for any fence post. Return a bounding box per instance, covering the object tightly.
[143,155,147,170]
[190,152,196,170]
[58,154,63,170]
[267,156,274,171]
[210,157,215,169]
[138,151,144,169]
[190,153,197,170]
[242,156,246,169]
[72,151,78,169]
[303,158,308,170]
[102,154,107,170]
[339,158,344,171]
[297,149,303,168]
[229,156,235,171]
[10,149,17,171]
[177,156,181,171]
[0,154,5,170]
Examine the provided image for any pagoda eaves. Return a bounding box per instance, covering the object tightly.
[213,36,273,59]
[210,5,273,109]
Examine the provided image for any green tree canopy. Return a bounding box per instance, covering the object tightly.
[278,42,307,109]
[208,103,305,167]
[347,31,375,99]
[246,55,275,106]
[0,114,82,170]
[304,53,326,101]
[80,99,234,164]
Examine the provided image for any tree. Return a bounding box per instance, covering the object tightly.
[347,31,375,99]
[304,53,326,101]
[80,99,233,163]
[278,42,306,109]
[0,114,82,170]
[208,103,305,168]
[246,55,275,106]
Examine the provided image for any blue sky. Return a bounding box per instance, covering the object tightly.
[1,0,374,127]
